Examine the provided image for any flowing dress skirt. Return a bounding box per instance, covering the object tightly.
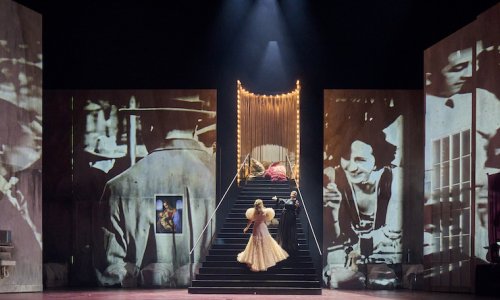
[237,220,288,272]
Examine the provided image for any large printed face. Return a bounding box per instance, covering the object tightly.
[440,47,473,97]
[340,140,376,184]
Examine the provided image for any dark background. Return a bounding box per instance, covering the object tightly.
[13,0,500,285]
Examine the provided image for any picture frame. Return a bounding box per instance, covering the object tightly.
[155,194,183,234]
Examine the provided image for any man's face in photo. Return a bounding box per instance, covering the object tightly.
[440,47,473,97]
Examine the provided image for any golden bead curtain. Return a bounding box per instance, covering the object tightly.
[237,80,300,185]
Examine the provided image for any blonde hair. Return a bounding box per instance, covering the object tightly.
[254,199,264,215]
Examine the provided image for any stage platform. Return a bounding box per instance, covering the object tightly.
[0,289,497,300]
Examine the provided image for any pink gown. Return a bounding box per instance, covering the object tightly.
[237,207,289,271]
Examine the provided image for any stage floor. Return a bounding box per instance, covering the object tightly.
[0,289,497,300]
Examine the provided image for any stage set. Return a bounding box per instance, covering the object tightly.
[1,0,500,299]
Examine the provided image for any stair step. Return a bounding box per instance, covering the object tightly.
[191,279,321,288]
[219,225,287,231]
[244,178,289,183]
[211,243,310,250]
[224,217,300,223]
[209,249,310,256]
[232,201,290,206]
[216,232,277,238]
[230,208,286,214]
[220,227,303,233]
[230,209,294,214]
[226,213,300,219]
[231,206,290,211]
[230,206,283,211]
[241,182,290,187]
[227,210,286,215]
[195,273,318,281]
[227,213,286,219]
[231,206,293,210]
[228,210,286,215]
[227,213,294,220]
[246,180,291,187]
[201,261,314,268]
[217,233,305,239]
[240,183,290,190]
[230,207,288,211]
[239,185,291,192]
[240,190,291,195]
[227,213,281,221]
[236,196,287,201]
[205,255,311,262]
[222,222,303,229]
[241,185,291,189]
[188,287,322,295]
[241,184,291,189]
[214,237,307,244]
[240,186,290,190]
[198,267,317,274]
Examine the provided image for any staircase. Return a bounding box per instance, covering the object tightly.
[188,177,321,295]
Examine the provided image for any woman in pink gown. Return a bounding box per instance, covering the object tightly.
[237,199,289,271]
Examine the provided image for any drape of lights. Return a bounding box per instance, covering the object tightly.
[237,80,301,185]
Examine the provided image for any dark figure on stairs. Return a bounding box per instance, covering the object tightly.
[273,191,300,256]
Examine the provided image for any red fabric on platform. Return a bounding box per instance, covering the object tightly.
[264,162,287,182]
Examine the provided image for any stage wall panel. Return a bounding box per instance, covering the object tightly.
[323,89,422,288]
[66,90,216,288]
[0,0,43,293]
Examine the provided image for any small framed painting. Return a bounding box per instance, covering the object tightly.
[155,195,183,234]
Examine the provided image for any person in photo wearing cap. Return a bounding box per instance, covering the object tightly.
[94,95,216,288]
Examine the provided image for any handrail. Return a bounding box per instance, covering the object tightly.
[190,153,250,255]
[286,155,322,256]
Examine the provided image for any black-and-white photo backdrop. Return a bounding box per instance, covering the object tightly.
[323,90,421,288]
[475,3,500,265]
[424,4,500,290]
[68,90,216,288]
[0,0,42,293]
